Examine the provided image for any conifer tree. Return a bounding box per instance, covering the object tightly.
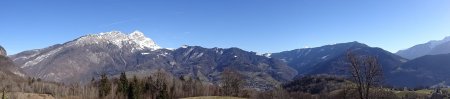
[128,75,141,99]
[117,72,129,96]
[98,73,111,98]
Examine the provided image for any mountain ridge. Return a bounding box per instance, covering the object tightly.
[396,36,450,59]
[10,31,297,90]
[389,53,450,87]
[269,41,408,87]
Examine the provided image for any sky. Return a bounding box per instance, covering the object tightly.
[1,0,450,55]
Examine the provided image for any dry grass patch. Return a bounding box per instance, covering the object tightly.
[181,96,247,99]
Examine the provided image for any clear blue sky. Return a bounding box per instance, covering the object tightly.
[1,0,450,55]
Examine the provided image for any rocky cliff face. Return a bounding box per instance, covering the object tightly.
[0,45,25,88]
[0,45,6,56]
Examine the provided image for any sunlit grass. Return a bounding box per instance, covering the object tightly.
[415,89,433,95]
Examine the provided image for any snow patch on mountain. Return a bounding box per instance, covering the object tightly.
[165,48,176,51]
[13,51,40,62]
[321,55,329,59]
[22,47,63,68]
[13,71,25,77]
[184,48,195,57]
[262,53,272,58]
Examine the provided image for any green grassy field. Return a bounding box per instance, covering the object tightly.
[415,89,434,94]
[180,96,247,99]
[395,88,450,98]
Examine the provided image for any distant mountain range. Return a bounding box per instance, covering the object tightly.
[396,36,450,59]
[9,31,296,90]
[3,31,450,89]
[388,53,450,87]
[269,42,411,86]
[269,42,407,76]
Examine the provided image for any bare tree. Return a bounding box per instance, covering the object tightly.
[221,68,243,97]
[154,70,170,99]
[346,51,383,99]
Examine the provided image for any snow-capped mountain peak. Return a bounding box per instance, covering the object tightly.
[72,30,161,50]
[129,30,145,37]
[128,30,161,50]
